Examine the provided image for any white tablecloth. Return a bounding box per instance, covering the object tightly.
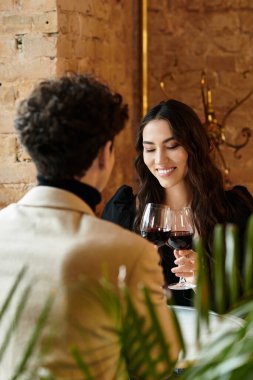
[171,306,243,365]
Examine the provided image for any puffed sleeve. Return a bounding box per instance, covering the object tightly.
[101,185,136,230]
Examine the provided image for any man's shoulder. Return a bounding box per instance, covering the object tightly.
[89,215,142,242]
[0,203,17,219]
[83,215,152,256]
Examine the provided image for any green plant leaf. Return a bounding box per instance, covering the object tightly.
[213,224,226,314]
[182,214,253,380]
[243,214,253,295]
[194,238,210,344]
[225,224,240,305]
[0,282,32,363]
[10,293,54,380]
[168,302,186,358]
[0,266,27,323]
[121,286,173,379]
[70,347,95,380]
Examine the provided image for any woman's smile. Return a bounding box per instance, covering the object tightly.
[156,167,176,177]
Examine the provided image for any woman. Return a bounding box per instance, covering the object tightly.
[102,99,253,306]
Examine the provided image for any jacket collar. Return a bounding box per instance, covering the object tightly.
[18,186,94,216]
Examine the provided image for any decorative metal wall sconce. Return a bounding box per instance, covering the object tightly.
[201,71,252,185]
[160,72,252,186]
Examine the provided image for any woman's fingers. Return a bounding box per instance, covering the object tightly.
[172,270,195,277]
[174,256,197,268]
[172,249,198,282]
[174,250,197,266]
[171,263,195,277]
[174,249,195,258]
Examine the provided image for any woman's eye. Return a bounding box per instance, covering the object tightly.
[166,143,179,150]
[144,148,155,153]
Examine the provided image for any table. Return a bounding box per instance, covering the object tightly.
[171,306,244,366]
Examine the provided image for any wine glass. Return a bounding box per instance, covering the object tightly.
[167,207,196,290]
[140,203,171,247]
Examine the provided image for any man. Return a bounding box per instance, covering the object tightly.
[0,74,180,379]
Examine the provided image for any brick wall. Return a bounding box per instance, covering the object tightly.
[56,0,141,212]
[0,0,140,210]
[1,1,252,210]
[0,0,57,208]
[148,0,253,194]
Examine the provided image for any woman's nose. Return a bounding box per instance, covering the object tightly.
[155,149,167,164]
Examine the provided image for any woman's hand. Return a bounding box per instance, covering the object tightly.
[171,249,198,285]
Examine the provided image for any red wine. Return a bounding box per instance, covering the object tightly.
[141,228,171,246]
[167,231,193,250]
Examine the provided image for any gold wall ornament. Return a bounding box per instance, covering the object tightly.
[159,71,252,186]
[160,72,174,99]
[201,71,252,186]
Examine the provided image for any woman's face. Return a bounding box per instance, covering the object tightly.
[142,119,188,190]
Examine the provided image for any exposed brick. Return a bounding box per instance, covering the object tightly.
[89,1,111,20]
[204,0,239,11]
[239,12,253,32]
[32,11,58,33]
[23,34,57,58]
[57,0,85,12]
[57,12,68,34]
[0,57,57,81]
[0,15,33,33]
[0,108,15,133]
[207,12,240,33]
[15,80,39,103]
[0,0,139,209]
[236,56,253,72]
[63,13,83,37]
[0,134,16,162]
[148,1,253,192]
[213,34,247,54]
[178,54,206,71]
[237,0,253,9]
[0,36,16,57]
[57,36,73,58]
[0,0,14,12]
[16,142,32,162]
[0,183,34,209]
[206,56,236,71]
[56,57,78,76]
[186,0,204,11]
[0,0,252,210]
[20,0,56,12]
[0,162,36,184]
[0,84,17,106]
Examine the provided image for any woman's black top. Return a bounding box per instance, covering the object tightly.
[101,184,253,307]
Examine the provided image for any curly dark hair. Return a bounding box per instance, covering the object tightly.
[14,73,128,180]
[134,99,230,250]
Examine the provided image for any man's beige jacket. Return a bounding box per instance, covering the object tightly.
[0,186,179,379]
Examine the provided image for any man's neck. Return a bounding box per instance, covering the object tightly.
[37,176,101,211]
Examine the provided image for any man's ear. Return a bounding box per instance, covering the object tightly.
[98,140,113,169]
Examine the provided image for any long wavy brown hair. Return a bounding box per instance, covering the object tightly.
[134,99,230,251]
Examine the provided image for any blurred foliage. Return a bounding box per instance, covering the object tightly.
[1,214,253,379]
[182,214,253,380]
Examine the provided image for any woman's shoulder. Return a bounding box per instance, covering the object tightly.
[101,185,136,230]
[106,184,135,203]
[225,185,253,206]
[225,185,253,225]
